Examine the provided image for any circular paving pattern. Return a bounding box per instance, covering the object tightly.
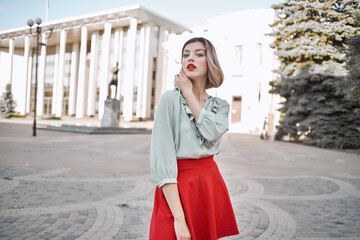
[0,167,154,240]
[255,177,340,196]
[269,198,360,238]
[0,208,96,239]
[113,205,152,240]
[1,166,360,239]
[223,201,270,240]
[0,180,135,209]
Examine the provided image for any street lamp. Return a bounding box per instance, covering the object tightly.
[27,18,53,136]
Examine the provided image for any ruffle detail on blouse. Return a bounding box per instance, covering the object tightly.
[210,100,219,114]
[175,87,218,148]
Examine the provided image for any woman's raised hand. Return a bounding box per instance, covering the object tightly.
[174,69,193,95]
[174,218,191,240]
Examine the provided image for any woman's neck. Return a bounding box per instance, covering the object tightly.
[191,77,209,102]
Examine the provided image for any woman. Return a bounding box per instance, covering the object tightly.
[149,37,239,240]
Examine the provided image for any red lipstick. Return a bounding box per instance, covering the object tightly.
[187,63,196,70]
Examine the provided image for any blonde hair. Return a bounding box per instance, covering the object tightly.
[182,37,224,89]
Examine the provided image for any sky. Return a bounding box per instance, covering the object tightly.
[0,0,283,31]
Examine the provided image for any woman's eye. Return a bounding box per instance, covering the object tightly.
[183,54,189,58]
[197,53,204,57]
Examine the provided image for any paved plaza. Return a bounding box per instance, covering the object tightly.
[0,121,360,240]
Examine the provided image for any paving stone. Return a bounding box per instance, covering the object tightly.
[40,233,57,239]
[44,218,56,224]
[63,235,79,240]
[57,224,71,230]
[1,123,360,239]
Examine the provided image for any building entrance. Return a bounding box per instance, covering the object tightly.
[231,96,242,123]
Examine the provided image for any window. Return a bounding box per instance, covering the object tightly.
[234,45,242,66]
[258,82,261,102]
[257,43,262,65]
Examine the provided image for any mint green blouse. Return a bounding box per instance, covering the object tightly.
[150,88,230,188]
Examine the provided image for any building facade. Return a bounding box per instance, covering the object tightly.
[164,9,280,134]
[0,6,280,134]
[0,4,188,121]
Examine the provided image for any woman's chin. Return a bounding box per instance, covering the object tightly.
[185,71,198,78]
[187,73,205,81]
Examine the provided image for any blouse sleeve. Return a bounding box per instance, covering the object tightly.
[150,91,178,188]
[195,99,230,147]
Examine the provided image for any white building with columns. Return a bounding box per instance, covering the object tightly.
[0,4,188,121]
[0,6,279,134]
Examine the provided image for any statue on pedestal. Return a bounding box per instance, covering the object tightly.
[102,62,121,128]
[108,62,119,99]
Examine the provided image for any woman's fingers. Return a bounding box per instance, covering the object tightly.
[177,235,191,240]
[179,69,188,80]
[176,69,193,92]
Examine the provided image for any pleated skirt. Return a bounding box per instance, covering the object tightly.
[149,155,239,240]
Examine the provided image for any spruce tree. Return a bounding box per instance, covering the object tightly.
[270,0,359,77]
[273,71,360,148]
[0,84,17,118]
[269,0,360,149]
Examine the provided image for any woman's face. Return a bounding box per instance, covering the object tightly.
[182,41,207,80]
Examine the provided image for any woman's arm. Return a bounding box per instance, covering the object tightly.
[150,90,190,239]
[150,91,178,187]
[162,183,191,240]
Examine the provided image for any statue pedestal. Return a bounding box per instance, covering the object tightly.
[101,98,120,128]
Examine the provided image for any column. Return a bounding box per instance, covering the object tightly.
[111,29,120,101]
[112,29,120,66]
[37,34,47,116]
[165,33,178,91]
[76,26,88,118]
[87,32,99,116]
[116,29,124,101]
[154,28,169,109]
[98,22,112,119]
[68,42,79,115]
[26,49,33,113]
[136,27,146,119]
[55,29,67,117]
[8,38,14,85]
[51,46,59,114]
[142,26,154,119]
[22,36,31,115]
[123,18,137,121]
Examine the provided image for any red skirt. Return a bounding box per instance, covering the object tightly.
[149,155,239,240]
